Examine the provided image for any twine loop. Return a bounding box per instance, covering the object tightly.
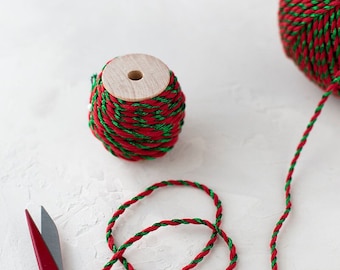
[103,180,237,270]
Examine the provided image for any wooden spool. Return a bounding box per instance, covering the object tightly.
[102,54,171,102]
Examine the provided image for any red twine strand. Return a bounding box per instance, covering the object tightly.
[103,180,237,270]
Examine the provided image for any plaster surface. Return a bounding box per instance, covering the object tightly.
[1,1,340,269]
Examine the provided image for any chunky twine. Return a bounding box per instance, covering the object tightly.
[103,180,237,270]
[88,60,185,161]
[271,1,340,269]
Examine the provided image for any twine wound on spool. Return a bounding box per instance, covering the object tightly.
[88,54,185,161]
[103,180,237,270]
[271,1,340,269]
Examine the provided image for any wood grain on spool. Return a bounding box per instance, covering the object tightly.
[102,54,170,102]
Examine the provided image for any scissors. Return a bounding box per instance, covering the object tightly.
[25,206,63,270]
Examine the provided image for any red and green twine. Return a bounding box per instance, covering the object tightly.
[88,60,185,161]
[272,1,340,269]
[103,180,237,270]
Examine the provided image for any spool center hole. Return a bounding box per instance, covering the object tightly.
[128,70,143,81]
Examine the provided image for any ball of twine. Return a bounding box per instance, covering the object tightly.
[279,0,340,93]
[271,1,340,269]
[88,55,186,161]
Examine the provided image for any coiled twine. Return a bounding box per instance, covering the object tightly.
[279,0,340,93]
[88,56,185,161]
[103,180,237,270]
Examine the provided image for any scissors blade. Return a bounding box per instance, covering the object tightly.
[41,206,63,270]
[25,209,59,270]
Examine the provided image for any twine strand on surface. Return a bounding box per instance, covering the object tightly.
[103,180,237,270]
[270,87,333,270]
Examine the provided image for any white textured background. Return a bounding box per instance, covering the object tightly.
[1,1,340,269]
